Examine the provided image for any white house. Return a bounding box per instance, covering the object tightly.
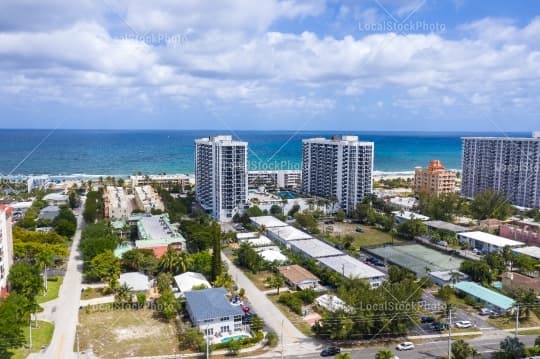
[184,288,247,342]
[119,272,150,292]
[457,231,524,254]
[173,272,211,296]
[43,192,69,206]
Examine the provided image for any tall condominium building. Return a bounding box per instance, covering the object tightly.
[461,132,540,209]
[195,135,248,221]
[0,205,13,297]
[414,160,456,195]
[302,135,374,213]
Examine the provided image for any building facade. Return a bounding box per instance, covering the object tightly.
[461,133,540,209]
[0,205,13,297]
[195,135,248,221]
[130,174,192,192]
[247,170,301,189]
[414,160,456,195]
[301,135,374,214]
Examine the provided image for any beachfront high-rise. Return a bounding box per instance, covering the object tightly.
[195,135,248,221]
[0,205,13,297]
[461,132,540,209]
[301,135,374,214]
[414,160,456,195]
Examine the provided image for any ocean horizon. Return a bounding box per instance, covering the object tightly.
[0,129,531,177]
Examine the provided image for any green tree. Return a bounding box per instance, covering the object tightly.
[265,330,278,347]
[396,219,428,240]
[159,247,188,274]
[470,190,512,220]
[210,222,222,281]
[265,273,285,294]
[79,223,118,261]
[114,282,133,305]
[227,339,241,356]
[179,327,205,351]
[375,350,394,359]
[88,250,121,288]
[335,209,346,222]
[452,339,478,359]
[136,293,147,309]
[499,336,525,359]
[460,260,492,283]
[156,288,178,320]
[8,262,43,300]
[213,272,234,292]
[288,204,301,217]
[335,353,350,359]
[156,272,173,293]
[0,294,28,357]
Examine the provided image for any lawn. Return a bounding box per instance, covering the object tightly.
[319,222,402,249]
[267,294,314,337]
[81,287,109,300]
[488,311,540,330]
[10,320,54,359]
[78,306,180,358]
[37,277,63,304]
[244,271,273,291]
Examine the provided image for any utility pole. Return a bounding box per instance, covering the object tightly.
[447,308,452,359]
[29,318,33,349]
[515,305,520,337]
[281,319,285,359]
[206,326,210,359]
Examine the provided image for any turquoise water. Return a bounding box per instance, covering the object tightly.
[220,335,249,343]
[0,130,529,176]
[277,191,299,199]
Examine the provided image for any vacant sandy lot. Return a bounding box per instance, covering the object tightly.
[78,307,179,358]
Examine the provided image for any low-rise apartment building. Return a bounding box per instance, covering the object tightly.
[134,185,165,213]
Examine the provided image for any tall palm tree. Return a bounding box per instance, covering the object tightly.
[449,270,462,286]
[158,247,182,274]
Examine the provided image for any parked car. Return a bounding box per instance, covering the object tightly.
[421,316,435,323]
[355,226,364,233]
[396,342,415,351]
[320,346,341,356]
[472,248,481,255]
[432,322,449,331]
[479,308,491,316]
[455,320,472,328]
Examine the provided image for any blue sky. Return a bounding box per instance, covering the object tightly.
[0,0,539,131]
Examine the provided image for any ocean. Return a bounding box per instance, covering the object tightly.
[0,129,529,177]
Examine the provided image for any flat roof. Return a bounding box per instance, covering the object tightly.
[119,272,150,292]
[258,249,287,262]
[267,225,313,241]
[424,220,470,233]
[454,281,515,310]
[513,246,540,260]
[250,216,288,228]
[174,272,211,294]
[138,214,185,243]
[318,255,385,279]
[392,210,430,221]
[289,238,344,258]
[185,288,244,322]
[459,231,524,247]
[242,235,273,247]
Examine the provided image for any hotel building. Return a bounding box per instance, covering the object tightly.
[247,170,302,189]
[461,132,540,209]
[195,135,248,221]
[301,135,374,214]
[414,160,456,195]
[0,205,13,297]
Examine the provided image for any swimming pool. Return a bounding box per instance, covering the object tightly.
[220,334,250,343]
[277,191,299,199]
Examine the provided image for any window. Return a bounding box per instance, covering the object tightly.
[205,328,214,336]
[220,325,230,333]
[220,316,230,321]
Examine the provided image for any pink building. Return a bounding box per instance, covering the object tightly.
[499,220,540,246]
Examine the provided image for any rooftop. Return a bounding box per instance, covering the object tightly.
[454,281,515,310]
[513,246,540,260]
[137,214,185,244]
[278,264,319,284]
[250,216,288,229]
[267,225,313,242]
[174,272,211,294]
[289,238,344,258]
[43,192,68,202]
[257,248,287,263]
[392,210,430,221]
[425,220,470,233]
[459,231,524,247]
[318,255,385,279]
[119,272,150,292]
[184,288,244,323]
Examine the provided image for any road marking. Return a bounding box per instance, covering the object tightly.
[56,334,64,359]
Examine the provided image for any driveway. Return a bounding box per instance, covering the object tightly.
[222,253,319,357]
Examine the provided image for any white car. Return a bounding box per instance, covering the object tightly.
[396,342,415,351]
[455,320,472,328]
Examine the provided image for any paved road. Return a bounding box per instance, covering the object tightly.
[254,334,537,359]
[35,206,85,359]
[222,253,320,357]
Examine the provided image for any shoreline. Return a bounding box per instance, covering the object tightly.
[1,169,461,181]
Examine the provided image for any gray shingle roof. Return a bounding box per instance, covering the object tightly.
[185,288,244,322]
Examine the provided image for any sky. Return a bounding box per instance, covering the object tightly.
[0,0,539,132]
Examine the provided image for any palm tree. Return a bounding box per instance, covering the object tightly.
[158,247,182,274]
[502,245,514,271]
[115,282,133,305]
[374,349,393,359]
[335,353,350,359]
[452,339,478,359]
[449,270,462,286]
[213,272,234,292]
[500,336,525,359]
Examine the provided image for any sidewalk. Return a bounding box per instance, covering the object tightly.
[80,295,115,306]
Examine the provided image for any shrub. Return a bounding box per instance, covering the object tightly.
[278,293,303,315]
[266,330,279,347]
